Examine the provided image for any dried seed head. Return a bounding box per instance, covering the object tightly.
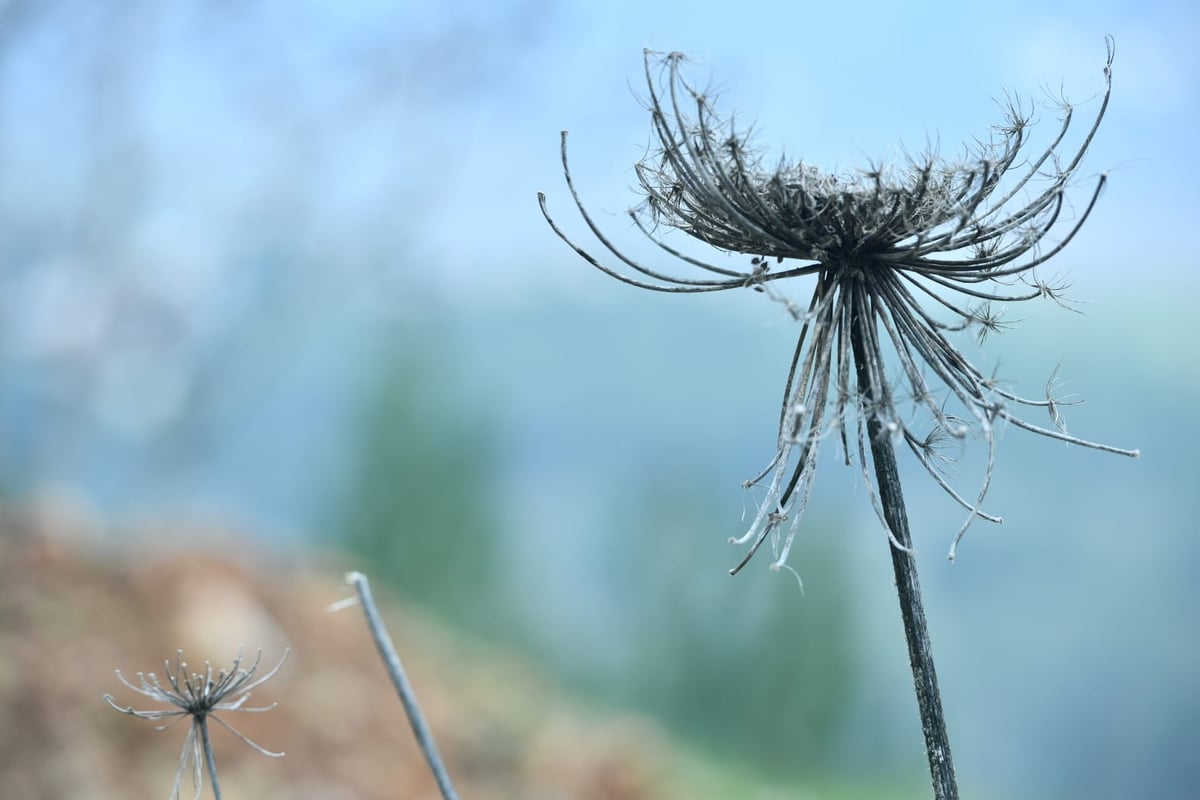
[104,648,288,799]
[539,38,1138,570]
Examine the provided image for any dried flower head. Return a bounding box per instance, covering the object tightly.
[104,648,288,800]
[539,40,1138,572]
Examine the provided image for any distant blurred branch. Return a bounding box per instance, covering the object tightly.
[335,571,461,800]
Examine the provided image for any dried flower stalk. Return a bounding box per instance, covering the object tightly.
[539,38,1137,800]
[104,648,287,800]
[541,41,1136,571]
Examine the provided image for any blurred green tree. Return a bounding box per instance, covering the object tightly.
[607,476,859,779]
[325,340,503,634]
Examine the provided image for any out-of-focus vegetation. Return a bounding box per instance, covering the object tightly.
[323,337,867,786]
[328,346,504,633]
[0,2,1197,799]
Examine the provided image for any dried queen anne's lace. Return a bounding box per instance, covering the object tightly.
[539,39,1137,572]
[104,649,288,800]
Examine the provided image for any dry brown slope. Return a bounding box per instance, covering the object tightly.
[0,505,680,800]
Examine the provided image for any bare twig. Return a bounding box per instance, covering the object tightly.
[340,571,461,800]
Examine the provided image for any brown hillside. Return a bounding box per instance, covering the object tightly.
[0,502,679,800]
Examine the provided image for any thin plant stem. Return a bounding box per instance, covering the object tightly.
[199,718,222,800]
[346,571,461,800]
[852,319,959,800]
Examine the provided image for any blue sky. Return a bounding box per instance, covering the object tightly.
[397,0,1200,300]
[6,0,1195,306]
[1,0,1196,528]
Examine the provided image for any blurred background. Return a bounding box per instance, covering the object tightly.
[0,0,1197,798]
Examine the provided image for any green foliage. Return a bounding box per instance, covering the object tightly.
[327,320,859,785]
[326,343,502,633]
[605,477,859,779]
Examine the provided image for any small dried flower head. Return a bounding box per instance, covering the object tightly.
[539,40,1138,571]
[104,648,288,800]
